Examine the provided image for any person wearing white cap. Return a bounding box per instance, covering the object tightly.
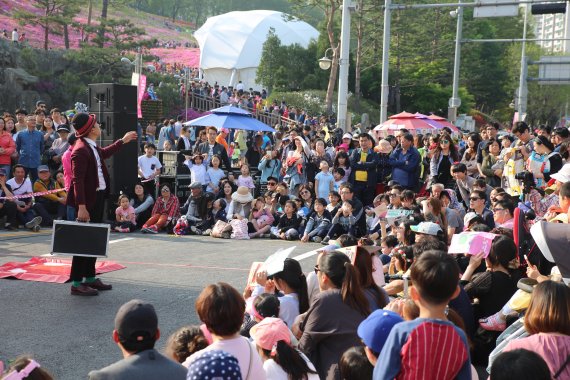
[410,221,444,243]
[342,132,353,150]
[529,163,570,219]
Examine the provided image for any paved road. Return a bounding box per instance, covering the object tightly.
[0,230,321,379]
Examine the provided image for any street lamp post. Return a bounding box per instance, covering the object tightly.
[337,0,352,132]
[318,0,353,132]
[184,68,190,120]
[380,0,392,124]
[448,0,463,122]
[517,4,529,119]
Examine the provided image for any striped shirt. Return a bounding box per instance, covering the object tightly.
[374,318,471,380]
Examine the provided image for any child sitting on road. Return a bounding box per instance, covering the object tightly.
[113,194,136,232]
[270,200,301,241]
[301,198,332,243]
[321,200,356,245]
[249,196,274,239]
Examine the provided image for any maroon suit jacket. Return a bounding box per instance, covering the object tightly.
[66,138,124,211]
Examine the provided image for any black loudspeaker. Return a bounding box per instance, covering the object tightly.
[98,112,139,197]
[88,83,137,114]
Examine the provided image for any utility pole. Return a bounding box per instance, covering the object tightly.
[380,0,392,124]
[185,68,190,120]
[448,0,464,122]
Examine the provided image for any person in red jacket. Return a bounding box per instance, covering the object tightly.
[66,113,137,296]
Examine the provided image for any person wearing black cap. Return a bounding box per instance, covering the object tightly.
[88,299,187,380]
[528,135,563,188]
[66,113,137,296]
[46,124,70,171]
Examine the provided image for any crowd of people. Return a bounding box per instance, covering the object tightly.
[1,97,570,379]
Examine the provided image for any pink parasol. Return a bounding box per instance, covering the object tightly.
[426,114,461,133]
[374,111,438,135]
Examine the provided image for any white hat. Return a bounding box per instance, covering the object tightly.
[231,186,254,203]
[410,222,442,236]
[342,133,353,140]
[550,163,570,183]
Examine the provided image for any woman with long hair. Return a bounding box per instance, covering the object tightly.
[297,251,370,379]
[284,136,309,195]
[461,235,519,320]
[308,139,333,183]
[481,138,503,187]
[130,182,154,229]
[395,219,417,248]
[429,133,460,188]
[501,281,570,379]
[333,150,351,183]
[0,117,16,176]
[255,258,310,328]
[245,134,264,168]
[352,246,390,310]
[421,197,448,242]
[217,180,236,213]
[41,116,58,150]
[141,183,180,233]
[462,133,482,177]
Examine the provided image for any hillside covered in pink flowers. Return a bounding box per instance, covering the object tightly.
[0,0,200,66]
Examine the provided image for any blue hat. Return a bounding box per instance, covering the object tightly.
[357,310,403,353]
[38,165,49,173]
[0,168,6,176]
[187,350,242,380]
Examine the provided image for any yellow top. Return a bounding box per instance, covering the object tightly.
[355,151,368,182]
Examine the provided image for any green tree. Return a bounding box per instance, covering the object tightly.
[14,0,83,50]
[257,29,285,94]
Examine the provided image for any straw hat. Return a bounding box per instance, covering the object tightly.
[231,186,254,203]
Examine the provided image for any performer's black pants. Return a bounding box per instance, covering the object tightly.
[70,191,105,282]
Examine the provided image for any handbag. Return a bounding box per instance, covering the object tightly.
[230,218,250,240]
[210,220,231,238]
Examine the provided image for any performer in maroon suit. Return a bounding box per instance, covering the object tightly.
[66,113,137,296]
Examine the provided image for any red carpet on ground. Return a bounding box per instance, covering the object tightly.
[0,257,125,283]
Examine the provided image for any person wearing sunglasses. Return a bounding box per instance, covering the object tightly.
[469,189,495,229]
[492,199,515,229]
[429,133,459,190]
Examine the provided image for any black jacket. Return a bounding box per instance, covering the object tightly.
[195,141,232,171]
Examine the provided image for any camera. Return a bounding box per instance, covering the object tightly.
[515,171,535,190]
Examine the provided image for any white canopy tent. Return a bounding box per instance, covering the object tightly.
[194,10,319,90]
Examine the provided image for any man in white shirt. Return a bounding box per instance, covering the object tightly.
[138,143,162,195]
[6,164,42,230]
[235,80,245,92]
[11,28,18,44]
[174,115,184,138]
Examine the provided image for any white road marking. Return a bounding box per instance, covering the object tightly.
[292,249,321,261]
[109,237,134,244]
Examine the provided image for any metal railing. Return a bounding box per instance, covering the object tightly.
[188,92,296,129]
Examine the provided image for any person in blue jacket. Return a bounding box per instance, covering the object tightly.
[389,133,420,190]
